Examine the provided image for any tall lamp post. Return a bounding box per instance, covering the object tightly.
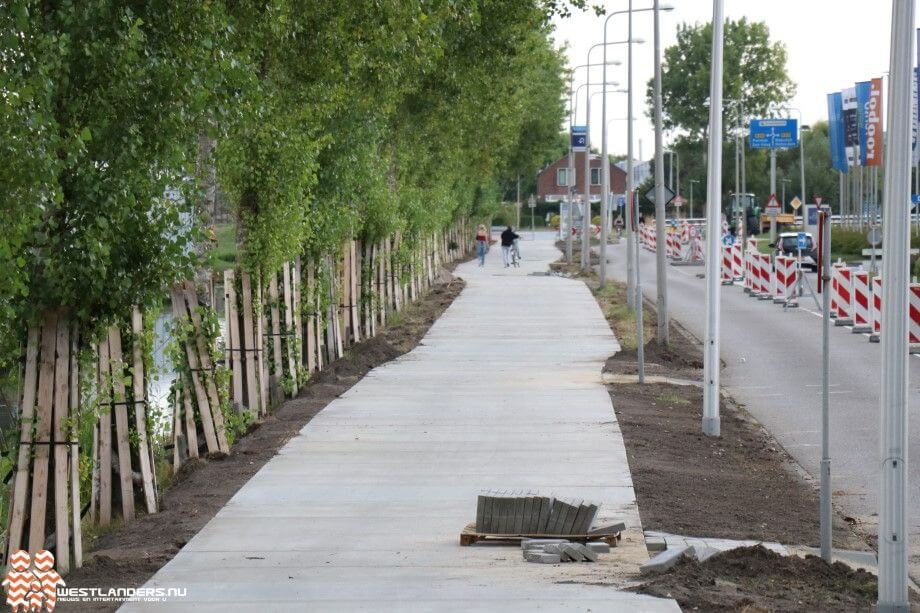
[652,0,674,345]
[877,0,913,609]
[600,3,673,301]
[567,61,620,265]
[689,179,700,219]
[583,41,630,270]
[702,0,724,437]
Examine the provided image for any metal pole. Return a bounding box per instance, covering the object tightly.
[583,75,592,270]
[634,189,645,383]
[819,206,832,562]
[769,148,777,243]
[624,1,635,304]
[800,126,807,206]
[516,174,521,228]
[567,76,574,264]
[653,0,669,345]
[702,0,724,437]
[690,181,694,220]
[877,1,913,608]
[600,23,610,288]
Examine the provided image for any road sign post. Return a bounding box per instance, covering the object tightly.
[818,206,832,563]
[765,193,781,243]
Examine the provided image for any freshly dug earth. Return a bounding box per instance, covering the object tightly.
[634,545,918,612]
[63,272,466,611]
[613,381,866,549]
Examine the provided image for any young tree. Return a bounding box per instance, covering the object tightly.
[648,18,795,139]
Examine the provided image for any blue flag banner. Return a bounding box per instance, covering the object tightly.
[855,81,871,166]
[827,92,848,173]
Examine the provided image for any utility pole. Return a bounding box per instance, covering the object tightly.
[769,148,777,243]
[689,179,699,219]
[583,80,592,271]
[877,0,913,609]
[653,0,669,345]
[702,0,724,437]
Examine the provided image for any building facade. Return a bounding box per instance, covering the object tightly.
[535,152,628,203]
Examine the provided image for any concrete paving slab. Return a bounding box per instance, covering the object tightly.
[121,233,676,612]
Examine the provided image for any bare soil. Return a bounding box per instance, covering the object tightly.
[612,381,864,549]
[63,272,466,611]
[634,545,920,612]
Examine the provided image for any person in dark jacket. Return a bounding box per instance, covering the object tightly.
[500,226,520,267]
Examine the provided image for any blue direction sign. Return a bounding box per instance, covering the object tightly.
[721,234,735,247]
[615,194,626,208]
[797,232,808,250]
[571,125,587,150]
[749,118,799,149]
[912,193,920,209]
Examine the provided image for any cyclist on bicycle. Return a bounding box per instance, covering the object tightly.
[500,226,520,268]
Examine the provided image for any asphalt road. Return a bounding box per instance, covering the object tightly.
[605,240,920,577]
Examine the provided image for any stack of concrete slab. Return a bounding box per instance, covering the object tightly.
[521,539,610,564]
[475,491,599,535]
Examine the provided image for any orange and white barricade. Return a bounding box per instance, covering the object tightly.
[773,255,797,304]
[691,234,705,263]
[910,284,920,353]
[850,271,872,333]
[870,276,881,342]
[743,238,758,293]
[731,241,743,280]
[680,223,691,260]
[829,262,845,319]
[721,244,733,284]
[832,266,854,325]
[751,253,769,298]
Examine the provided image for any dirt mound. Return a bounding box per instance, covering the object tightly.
[634,545,909,612]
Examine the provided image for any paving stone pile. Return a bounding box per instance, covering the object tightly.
[475,491,599,535]
[520,538,611,564]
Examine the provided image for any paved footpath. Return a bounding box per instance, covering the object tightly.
[124,232,677,612]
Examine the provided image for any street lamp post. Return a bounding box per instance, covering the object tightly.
[689,179,700,219]
[600,2,672,301]
[653,0,670,345]
[567,61,620,266]
[878,1,913,609]
[781,178,791,211]
[702,0,724,437]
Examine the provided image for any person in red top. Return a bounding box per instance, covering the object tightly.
[475,224,489,266]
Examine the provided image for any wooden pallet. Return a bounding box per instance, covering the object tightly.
[459,523,622,547]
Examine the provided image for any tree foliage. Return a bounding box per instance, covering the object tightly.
[649,17,795,138]
[0,0,570,367]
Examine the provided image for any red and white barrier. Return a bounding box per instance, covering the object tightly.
[851,271,872,333]
[755,253,771,299]
[832,266,854,325]
[870,276,881,342]
[773,256,797,304]
[731,242,743,280]
[680,223,691,261]
[829,262,845,319]
[721,245,733,284]
[743,238,758,293]
[691,235,705,263]
[910,284,920,353]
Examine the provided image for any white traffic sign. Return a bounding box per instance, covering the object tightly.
[790,196,802,210]
[814,195,823,206]
[672,195,686,207]
[765,193,781,218]
[867,226,882,247]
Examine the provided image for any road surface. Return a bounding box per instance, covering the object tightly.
[606,240,920,579]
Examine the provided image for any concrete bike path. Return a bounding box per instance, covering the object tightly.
[123,233,677,612]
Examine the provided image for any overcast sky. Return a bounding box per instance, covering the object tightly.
[552,1,910,161]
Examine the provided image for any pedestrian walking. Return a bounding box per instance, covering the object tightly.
[500,225,520,268]
[475,224,489,266]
